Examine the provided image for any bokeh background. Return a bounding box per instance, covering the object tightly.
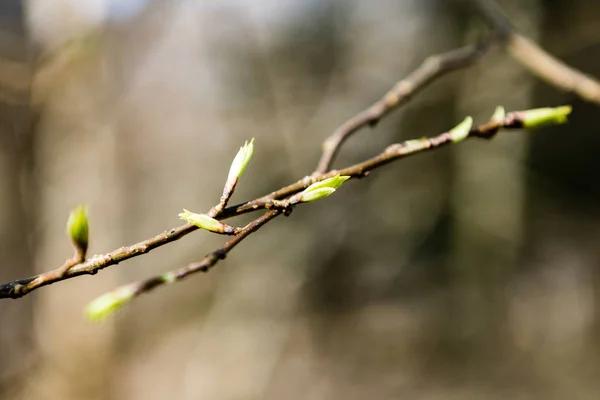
[1,0,600,399]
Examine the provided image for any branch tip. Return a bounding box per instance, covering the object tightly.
[227,138,255,182]
[521,105,572,129]
[66,205,89,256]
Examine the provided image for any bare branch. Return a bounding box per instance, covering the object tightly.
[474,0,600,105]
[314,41,490,175]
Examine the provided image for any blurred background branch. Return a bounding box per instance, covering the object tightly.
[474,0,600,104]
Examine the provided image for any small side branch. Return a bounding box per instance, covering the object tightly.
[314,41,490,175]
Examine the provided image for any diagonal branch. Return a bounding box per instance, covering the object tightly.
[314,40,491,175]
[473,0,600,105]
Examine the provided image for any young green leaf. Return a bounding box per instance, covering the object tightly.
[521,105,572,129]
[85,285,135,322]
[300,187,336,202]
[227,138,254,182]
[179,209,227,233]
[66,205,89,253]
[298,175,350,203]
[449,116,474,143]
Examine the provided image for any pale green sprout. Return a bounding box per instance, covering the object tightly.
[299,175,350,203]
[449,116,474,143]
[491,106,506,123]
[300,187,337,202]
[66,205,89,252]
[227,138,254,182]
[179,209,224,233]
[521,105,572,129]
[85,285,135,322]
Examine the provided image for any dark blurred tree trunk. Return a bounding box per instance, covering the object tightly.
[0,0,38,397]
[529,0,600,372]
[424,0,539,384]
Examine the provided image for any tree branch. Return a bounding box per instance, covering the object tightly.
[0,103,569,302]
[314,40,490,175]
[473,0,600,105]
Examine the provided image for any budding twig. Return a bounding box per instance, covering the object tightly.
[57,205,89,277]
[0,15,581,305]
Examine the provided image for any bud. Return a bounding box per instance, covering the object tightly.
[299,187,336,203]
[85,284,135,322]
[66,205,89,254]
[491,106,505,123]
[227,138,254,182]
[449,116,473,143]
[521,105,572,129]
[298,175,350,203]
[179,209,229,233]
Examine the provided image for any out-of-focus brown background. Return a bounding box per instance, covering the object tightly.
[1,0,600,399]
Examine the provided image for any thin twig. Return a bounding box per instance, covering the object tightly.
[473,0,600,105]
[314,41,490,175]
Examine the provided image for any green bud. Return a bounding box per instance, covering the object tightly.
[179,209,225,233]
[85,285,135,322]
[299,175,350,203]
[521,105,572,129]
[307,175,350,191]
[300,187,336,202]
[227,138,254,182]
[66,205,89,253]
[491,106,505,123]
[449,116,474,143]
